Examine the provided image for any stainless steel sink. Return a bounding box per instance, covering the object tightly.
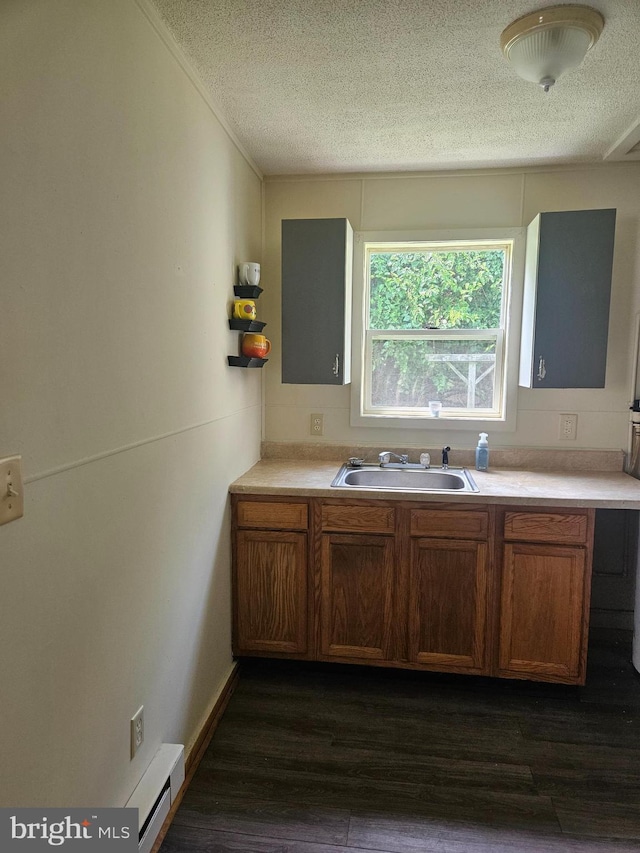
[331,464,479,493]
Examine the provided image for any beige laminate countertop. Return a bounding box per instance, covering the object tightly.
[230,458,640,509]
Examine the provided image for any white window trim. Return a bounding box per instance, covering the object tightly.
[350,228,526,433]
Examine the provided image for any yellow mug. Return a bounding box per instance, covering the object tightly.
[242,333,271,358]
[233,299,256,320]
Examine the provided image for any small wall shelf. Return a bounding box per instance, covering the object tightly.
[234,285,263,298]
[229,319,266,332]
[227,356,269,368]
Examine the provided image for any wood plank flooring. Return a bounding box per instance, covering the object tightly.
[161,629,640,852]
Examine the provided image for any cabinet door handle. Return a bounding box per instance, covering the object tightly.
[537,357,546,381]
[332,353,340,377]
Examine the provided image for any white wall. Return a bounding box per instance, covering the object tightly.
[263,165,640,452]
[0,0,262,807]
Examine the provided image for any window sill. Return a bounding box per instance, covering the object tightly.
[350,411,516,433]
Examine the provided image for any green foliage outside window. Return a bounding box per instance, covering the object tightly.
[368,249,505,409]
[369,250,504,330]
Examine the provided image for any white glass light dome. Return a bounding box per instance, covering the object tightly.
[501,5,604,92]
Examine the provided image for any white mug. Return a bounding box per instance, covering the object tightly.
[239,262,261,287]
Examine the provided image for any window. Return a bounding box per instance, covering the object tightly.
[354,236,517,425]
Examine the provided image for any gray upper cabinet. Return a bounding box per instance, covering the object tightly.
[519,208,616,388]
[282,218,353,385]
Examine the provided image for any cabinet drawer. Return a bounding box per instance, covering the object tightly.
[410,509,488,540]
[321,504,395,533]
[236,500,308,530]
[503,511,588,545]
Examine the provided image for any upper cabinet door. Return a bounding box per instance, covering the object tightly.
[519,209,616,388]
[282,218,353,385]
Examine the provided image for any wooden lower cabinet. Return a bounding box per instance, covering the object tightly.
[232,496,594,684]
[496,508,594,684]
[319,533,395,661]
[497,542,588,683]
[408,537,489,672]
[234,529,308,655]
[233,498,309,656]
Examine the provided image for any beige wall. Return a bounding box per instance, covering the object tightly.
[0,0,262,806]
[263,165,640,453]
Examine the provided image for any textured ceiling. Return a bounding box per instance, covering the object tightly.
[150,0,640,175]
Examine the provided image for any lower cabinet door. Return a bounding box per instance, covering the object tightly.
[320,533,395,661]
[234,530,308,655]
[498,542,587,683]
[408,538,489,672]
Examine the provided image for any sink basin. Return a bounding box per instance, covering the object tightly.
[331,464,479,493]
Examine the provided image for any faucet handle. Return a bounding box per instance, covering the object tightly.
[379,451,408,465]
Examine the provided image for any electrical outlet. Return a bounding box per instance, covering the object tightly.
[0,455,24,526]
[559,413,578,441]
[310,413,324,436]
[130,706,144,758]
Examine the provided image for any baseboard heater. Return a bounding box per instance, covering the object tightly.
[126,743,185,853]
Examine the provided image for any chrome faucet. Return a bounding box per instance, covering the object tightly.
[442,446,451,469]
[379,451,409,466]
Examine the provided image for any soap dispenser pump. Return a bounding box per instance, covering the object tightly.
[475,433,489,471]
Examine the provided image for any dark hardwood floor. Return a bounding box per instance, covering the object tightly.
[161,629,640,852]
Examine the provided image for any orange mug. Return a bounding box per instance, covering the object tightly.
[242,333,271,358]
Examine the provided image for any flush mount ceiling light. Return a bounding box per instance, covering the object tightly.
[501,4,604,92]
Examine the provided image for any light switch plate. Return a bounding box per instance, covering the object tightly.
[0,456,24,526]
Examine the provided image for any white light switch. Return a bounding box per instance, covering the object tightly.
[0,456,24,526]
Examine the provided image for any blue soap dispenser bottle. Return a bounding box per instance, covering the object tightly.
[475,432,489,471]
